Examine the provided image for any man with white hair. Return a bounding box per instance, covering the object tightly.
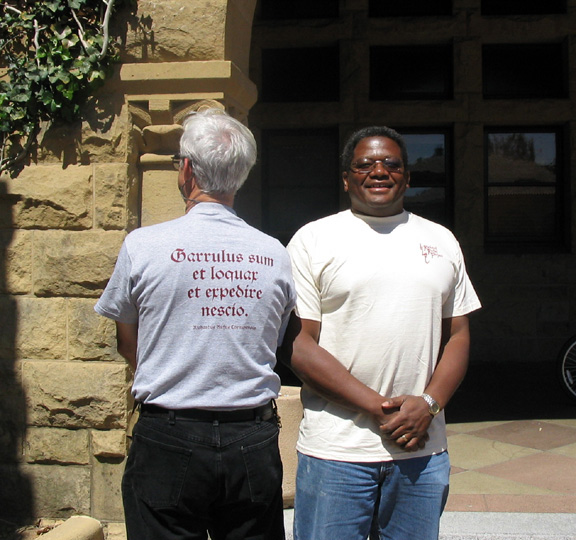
[95,108,295,540]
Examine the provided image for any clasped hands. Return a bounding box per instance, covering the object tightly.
[375,395,432,452]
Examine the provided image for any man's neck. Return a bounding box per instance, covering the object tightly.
[185,192,235,213]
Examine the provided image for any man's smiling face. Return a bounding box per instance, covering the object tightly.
[342,136,410,218]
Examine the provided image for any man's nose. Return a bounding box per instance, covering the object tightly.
[370,161,390,176]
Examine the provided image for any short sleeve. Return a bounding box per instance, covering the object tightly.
[287,227,322,322]
[94,241,138,323]
[442,243,481,318]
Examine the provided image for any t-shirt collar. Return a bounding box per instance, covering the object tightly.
[187,201,237,217]
[350,209,409,228]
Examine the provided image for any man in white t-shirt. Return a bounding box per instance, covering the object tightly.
[284,126,481,540]
[95,109,295,540]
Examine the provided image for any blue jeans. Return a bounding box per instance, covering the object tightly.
[294,452,450,540]
[122,413,285,540]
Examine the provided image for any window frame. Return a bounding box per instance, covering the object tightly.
[261,45,340,103]
[369,0,452,17]
[483,126,569,253]
[482,43,568,100]
[260,127,341,245]
[370,44,454,101]
[481,0,566,16]
[399,127,454,229]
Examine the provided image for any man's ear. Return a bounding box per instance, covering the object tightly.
[182,157,194,177]
[342,171,349,192]
[182,158,199,190]
[405,171,411,187]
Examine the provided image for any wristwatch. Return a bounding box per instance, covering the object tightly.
[421,393,441,416]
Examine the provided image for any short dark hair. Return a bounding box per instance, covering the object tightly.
[341,126,409,172]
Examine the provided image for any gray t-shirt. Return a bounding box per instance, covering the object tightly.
[95,203,296,409]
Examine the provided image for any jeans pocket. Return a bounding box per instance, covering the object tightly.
[241,426,282,504]
[126,432,192,509]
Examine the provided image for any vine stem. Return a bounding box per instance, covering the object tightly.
[33,19,42,67]
[70,7,91,51]
[99,0,116,59]
[0,125,38,175]
[2,3,21,15]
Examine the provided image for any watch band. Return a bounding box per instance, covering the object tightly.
[421,393,441,416]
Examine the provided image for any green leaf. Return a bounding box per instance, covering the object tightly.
[53,26,70,40]
[88,70,105,82]
[62,35,79,48]
[45,1,62,13]
[0,0,126,173]
[12,93,30,103]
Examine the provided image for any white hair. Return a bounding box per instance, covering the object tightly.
[179,109,257,194]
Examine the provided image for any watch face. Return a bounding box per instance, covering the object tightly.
[422,394,440,415]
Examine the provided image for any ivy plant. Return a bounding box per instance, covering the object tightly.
[0,0,129,176]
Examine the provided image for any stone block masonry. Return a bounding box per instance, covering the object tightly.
[0,134,137,525]
[0,0,266,528]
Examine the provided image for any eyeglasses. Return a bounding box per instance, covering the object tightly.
[349,158,404,174]
[172,154,182,170]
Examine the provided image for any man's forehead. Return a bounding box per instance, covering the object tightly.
[354,136,401,153]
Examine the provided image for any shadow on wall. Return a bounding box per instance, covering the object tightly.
[0,181,35,529]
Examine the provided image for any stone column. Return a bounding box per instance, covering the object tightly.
[120,61,257,226]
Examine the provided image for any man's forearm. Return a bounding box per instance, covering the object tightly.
[423,316,470,409]
[290,330,389,420]
[118,342,137,372]
[379,316,471,451]
[116,321,138,372]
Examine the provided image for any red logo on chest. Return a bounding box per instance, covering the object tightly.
[420,244,442,264]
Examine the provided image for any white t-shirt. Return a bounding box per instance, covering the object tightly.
[95,203,296,410]
[287,210,481,462]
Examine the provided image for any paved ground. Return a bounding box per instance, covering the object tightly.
[444,361,576,514]
[282,510,576,540]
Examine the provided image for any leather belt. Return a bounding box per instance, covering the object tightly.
[139,401,275,422]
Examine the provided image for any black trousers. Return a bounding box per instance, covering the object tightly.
[122,411,285,540]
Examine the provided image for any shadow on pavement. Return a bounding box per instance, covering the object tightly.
[446,361,576,423]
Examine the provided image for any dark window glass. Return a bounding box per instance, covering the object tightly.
[485,129,567,250]
[483,44,567,99]
[401,132,452,228]
[482,0,566,15]
[262,47,340,103]
[369,0,452,16]
[260,0,339,20]
[370,45,453,100]
[262,129,340,245]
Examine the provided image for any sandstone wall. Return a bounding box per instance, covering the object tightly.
[0,0,261,528]
[0,94,137,523]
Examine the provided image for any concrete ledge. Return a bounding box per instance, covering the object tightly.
[40,516,103,540]
[439,512,576,539]
[283,510,576,540]
[277,385,302,507]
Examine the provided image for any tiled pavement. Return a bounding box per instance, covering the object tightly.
[444,361,576,514]
[439,415,576,539]
[446,417,576,513]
